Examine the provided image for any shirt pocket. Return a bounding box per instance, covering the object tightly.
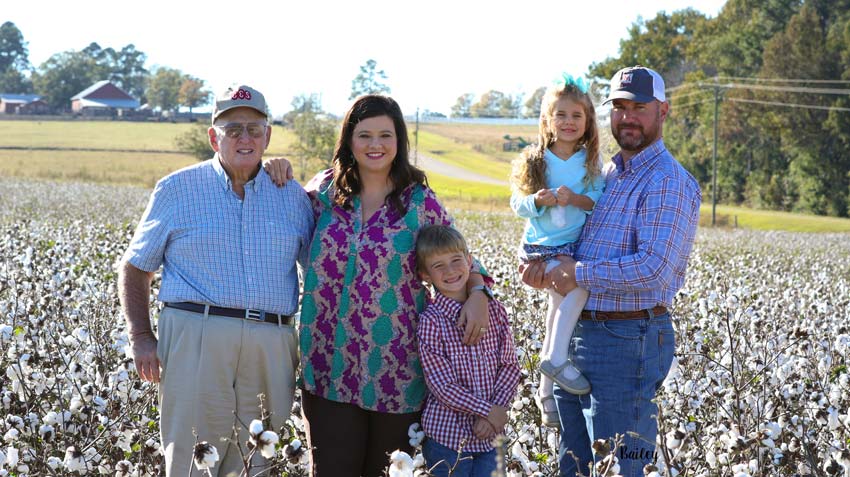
[264,221,301,272]
[449,345,498,400]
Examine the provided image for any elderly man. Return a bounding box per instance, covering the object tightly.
[522,66,701,477]
[118,85,314,476]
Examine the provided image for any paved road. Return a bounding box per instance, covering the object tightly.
[411,152,508,186]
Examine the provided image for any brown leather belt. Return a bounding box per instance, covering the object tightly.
[580,306,668,321]
[166,302,292,326]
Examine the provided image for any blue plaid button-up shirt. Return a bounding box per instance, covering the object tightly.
[575,139,701,311]
[124,156,314,315]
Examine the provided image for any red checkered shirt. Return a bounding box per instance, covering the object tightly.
[417,292,521,452]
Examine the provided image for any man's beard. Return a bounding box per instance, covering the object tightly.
[613,110,660,152]
[614,124,653,151]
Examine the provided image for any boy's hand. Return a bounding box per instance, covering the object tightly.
[533,188,557,208]
[486,405,509,431]
[473,417,496,441]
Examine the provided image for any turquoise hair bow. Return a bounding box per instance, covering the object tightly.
[554,73,589,94]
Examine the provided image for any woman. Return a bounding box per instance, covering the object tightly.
[267,94,492,477]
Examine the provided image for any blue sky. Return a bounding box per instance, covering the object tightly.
[9,0,726,117]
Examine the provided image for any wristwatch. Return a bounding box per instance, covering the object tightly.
[470,285,494,301]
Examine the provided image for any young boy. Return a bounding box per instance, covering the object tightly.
[415,225,522,477]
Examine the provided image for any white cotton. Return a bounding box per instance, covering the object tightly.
[192,442,219,471]
[256,430,279,458]
[248,419,264,437]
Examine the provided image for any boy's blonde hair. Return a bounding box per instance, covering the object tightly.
[510,83,602,196]
[415,225,469,273]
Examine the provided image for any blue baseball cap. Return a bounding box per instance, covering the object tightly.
[603,66,666,104]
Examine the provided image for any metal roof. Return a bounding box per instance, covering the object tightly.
[0,94,42,104]
[76,97,140,109]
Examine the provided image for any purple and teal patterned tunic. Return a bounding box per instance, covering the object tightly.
[300,169,479,413]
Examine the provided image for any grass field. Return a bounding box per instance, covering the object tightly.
[0,119,298,155]
[1,119,848,232]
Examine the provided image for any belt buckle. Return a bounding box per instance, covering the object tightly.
[245,309,264,321]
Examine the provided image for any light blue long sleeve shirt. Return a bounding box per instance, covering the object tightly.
[510,148,605,246]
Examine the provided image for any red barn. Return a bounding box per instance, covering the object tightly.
[71,81,139,114]
[0,94,49,114]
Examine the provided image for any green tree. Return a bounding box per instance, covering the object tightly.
[0,21,29,72]
[0,67,32,93]
[33,51,107,111]
[289,94,338,180]
[0,21,32,93]
[470,90,512,118]
[524,87,546,118]
[349,59,390,99]
[178,75,210,114]
[147,67,183,113]
[451,93,474,118]
[111,44,149,102]
[283,93,323,125]
[174,123,213,160]
[589,9,709,87]
[759,2,849,216]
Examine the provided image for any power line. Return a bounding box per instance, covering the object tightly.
[714,76,850,85]
[672,99,714,109]
[701,82,850,95]
[668,77,850,94]
[725,97,850,112]
[670,90,713,101]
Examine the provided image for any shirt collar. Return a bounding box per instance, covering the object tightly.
[212,153,264,194]
[431,290,464,319]
[612,138,666,174]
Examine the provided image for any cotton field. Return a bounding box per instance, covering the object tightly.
[1,178,848,477]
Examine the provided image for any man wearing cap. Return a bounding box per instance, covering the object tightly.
[521,66,701,476]
[118,84,314,476]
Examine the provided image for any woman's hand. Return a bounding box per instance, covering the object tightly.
[458,289,490,346]
[262,157,294,186]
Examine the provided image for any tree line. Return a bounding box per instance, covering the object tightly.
[588,0,850,218]
[0,21,209,113]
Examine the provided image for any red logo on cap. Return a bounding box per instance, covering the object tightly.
[231,89,252,100]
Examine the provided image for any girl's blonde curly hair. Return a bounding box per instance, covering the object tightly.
[510,84,602,196]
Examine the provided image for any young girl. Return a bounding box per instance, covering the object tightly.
[509,75,605,428]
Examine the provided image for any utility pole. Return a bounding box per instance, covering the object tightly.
[712,84,719,227]
[414,107,419,166]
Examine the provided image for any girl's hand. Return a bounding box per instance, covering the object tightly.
[262,157,294,187]
[555,185,575,206]
[533,188,557,208]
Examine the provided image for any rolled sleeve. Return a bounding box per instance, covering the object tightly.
[510,191,544,219]
[124,178,174,272]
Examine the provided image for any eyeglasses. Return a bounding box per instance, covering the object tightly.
[214,122,268,139]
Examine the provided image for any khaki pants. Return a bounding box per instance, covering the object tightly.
[156,306,298,477]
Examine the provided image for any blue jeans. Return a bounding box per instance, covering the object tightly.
[555,312,675,477]
[423,438,498,477]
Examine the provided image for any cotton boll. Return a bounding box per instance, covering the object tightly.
[192,442,219,471]
[248,419,264,437]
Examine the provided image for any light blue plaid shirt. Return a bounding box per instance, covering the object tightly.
[124,156,314,315]
[575,139,701,311]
